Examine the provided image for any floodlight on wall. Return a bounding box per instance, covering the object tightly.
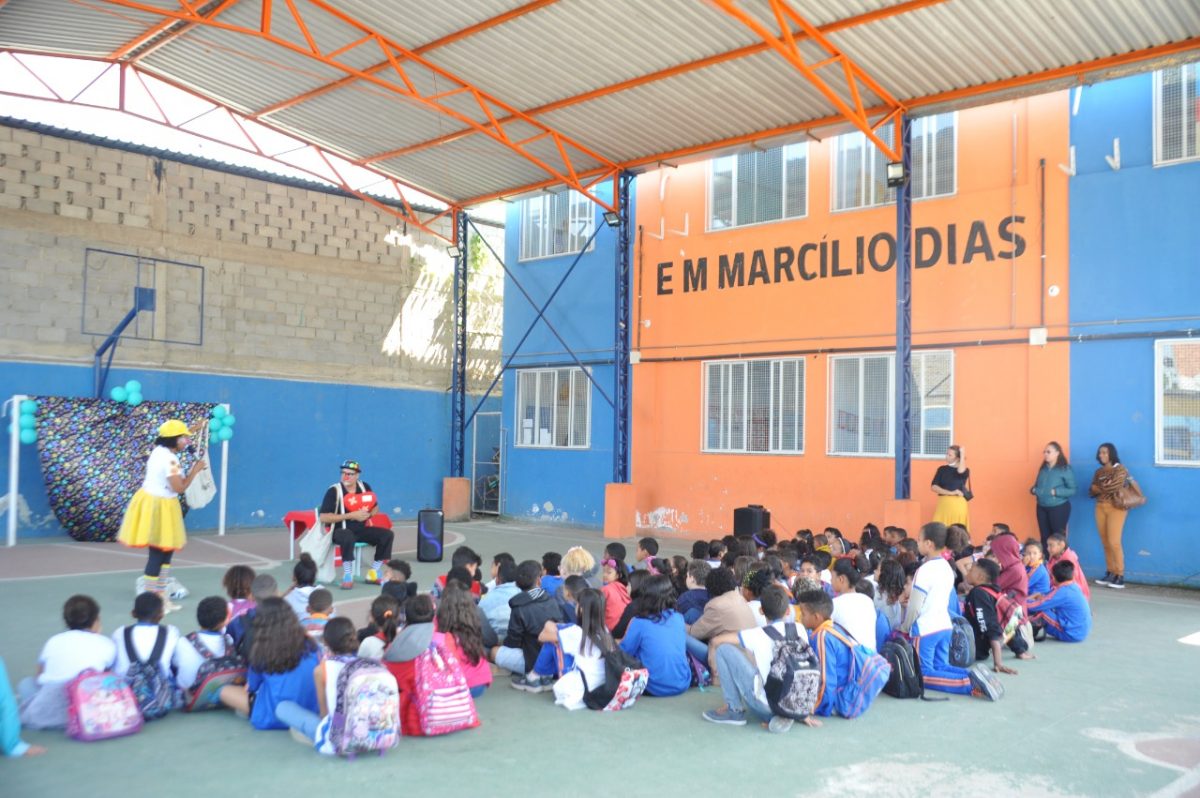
[885,161,907,188]
[446,245,461,259]
[603,210,621,227]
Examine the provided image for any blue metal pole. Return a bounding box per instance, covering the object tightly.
[93,286,155,398]
[894,116,913,500]
[451,210,469,478]
[613,172,633,483]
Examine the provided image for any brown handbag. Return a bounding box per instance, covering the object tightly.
[1113,477,1146,511]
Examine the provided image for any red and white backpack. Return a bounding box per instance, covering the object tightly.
[413,635,479,736]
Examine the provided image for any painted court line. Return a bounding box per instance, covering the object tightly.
[1178,631,1200,646]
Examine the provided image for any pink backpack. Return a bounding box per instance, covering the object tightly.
[413,636,479,736]
[66,669,143,741]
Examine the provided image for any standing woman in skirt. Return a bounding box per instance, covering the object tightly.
[931,444,971,533]
[117,419,207,612]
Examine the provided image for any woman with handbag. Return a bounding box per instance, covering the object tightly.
[931,444,971,533]
[1030,441,1077,549]
[1089,442,1133,590]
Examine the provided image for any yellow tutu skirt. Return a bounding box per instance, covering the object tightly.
[932,495,970,533]
[117,490,187,551]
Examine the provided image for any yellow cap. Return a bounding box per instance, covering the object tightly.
[157,419,191,437]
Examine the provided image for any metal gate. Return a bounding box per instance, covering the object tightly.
[471,411,502,515]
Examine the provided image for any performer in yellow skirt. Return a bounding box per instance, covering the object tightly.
[931,444,971,533]
[117,419,207,612]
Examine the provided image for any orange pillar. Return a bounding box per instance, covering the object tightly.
[442,477,470,522]
[604,483,636,539]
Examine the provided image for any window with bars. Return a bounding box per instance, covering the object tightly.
[1154,65,1200,165]
[704,358,805,453]
[831,113,956,211]
[1156,339,1200,466]
[827,351,953,456]
[709,143,807,229]
[518,189,595,261]
[515,367,590,448]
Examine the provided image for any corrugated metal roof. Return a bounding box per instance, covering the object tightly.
[2,0,1198,206]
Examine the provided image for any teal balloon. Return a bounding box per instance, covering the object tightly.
[209,415,226,429]
[126,392,144,407]
[209,431,219,446]
[19,428,37,445]
[222,414,236,427]
[217,426,234,442]
[211,405,228,419]
[19,399,37,414]
[110,386,128,403]
[18,413,36,430]
[125,380,142,393]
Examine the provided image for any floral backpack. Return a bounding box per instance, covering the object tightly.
[328,657,401,756]
[66,670,143,741]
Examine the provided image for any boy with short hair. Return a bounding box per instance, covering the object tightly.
[112,591,180,681]
[1027,561,1093,642]
[380,559,415,601]
[432,546,482,599]
[962,559,1034,676]
[172,596,234,697]
[633,537,659,570]
[902,523,1002,699]
[1023,540,1050,598]
[491,560,565,687]
[485,552,515,590]
[540,551,564,596]
[702,584,821,733]
[687,567,757,668]
[706,540,726,569]
[793,588,852,718]
[691,540,709,560]
[301,588,334,643]
[677,560,712,624]
[479,559,521,637]
[1046,533,1092,598]
[18,595,117,729]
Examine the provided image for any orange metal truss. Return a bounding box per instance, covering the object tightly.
[95,0,622,211]
[108,0,242,62]
[0,49,458,241]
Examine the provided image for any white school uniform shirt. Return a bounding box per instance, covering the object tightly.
[738,619,792,682]
[143,446,183,498]
[832,592,878,650]
[112,622,180,678]
[552,625,608,711]
[911,557,954,635]
[37,630,117,684]
[284,585,321,619]
[171,630,229,690]
[745,600,769,627]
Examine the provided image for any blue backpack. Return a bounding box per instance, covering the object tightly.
[818,624,891,719]
[949,614,976,668]
[123,626,178,720]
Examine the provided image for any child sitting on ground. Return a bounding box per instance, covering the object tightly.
[540,552,564,596]
[830,559,879,650]
[1023,540,1051,597]
[172,596,235,703]
[220,597,320,729]
[676,560,711,625]
[612,570,651,639]
[484,552,515,590]
[283,554,322,619]
[380,559,415,602]
[600,556,632,631]
[2,656,45,756]
[706,540,727,569]
[18,595,116,729]
[301,589,334,645]
[112,591,180,683]
[479,559,520,638]
[794,588,851,718]
[741,566,774,628]
[510,581,594,696]
[227,574,278,655]
[633,536,659,570]
[223,565,256,621]
[1045,534,1091,600]
[383,594,436,736]
[491,560,565,681]
[963,558,1034,675]
[686,566,757,672]
[875,558,906,634]
[691,540,709,561]
[703,584,821,733]
[431,546,482,600]
[619,574,690,697]
[358,595,402,658]
[1027,561,1093,642]
[436,585,493,698]
[604,542,630,573]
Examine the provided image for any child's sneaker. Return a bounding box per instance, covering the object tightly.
[162,599,183,614]
[1108,575,1125,589]
[340,577,354,591]
[968,664,1005,701]
[767,715,794,734]
[1095,571,1113,586]
[510,674,553,693]
[701,706,747,726]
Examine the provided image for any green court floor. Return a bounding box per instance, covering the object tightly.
[3,519,1198,798]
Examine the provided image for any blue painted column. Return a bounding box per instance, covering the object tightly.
[613,172,633,483]
[894,116,913,500]
[450,209,469,478]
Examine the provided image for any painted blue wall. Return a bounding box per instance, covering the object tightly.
[498,182,631,526]
[1069,73,1200,586]
[1,361,495,539]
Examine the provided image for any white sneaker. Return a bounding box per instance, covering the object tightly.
[135,576,189,599]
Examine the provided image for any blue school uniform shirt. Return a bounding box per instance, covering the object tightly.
[1027,563,1050,597]
[246,646,321,730]
[540,575,564,596]
[874,610,892,653]
[810,622,853,717]
[619,610,690,697]
[1028,583,1092,642]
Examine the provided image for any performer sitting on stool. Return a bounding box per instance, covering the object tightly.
[318,460,394,590]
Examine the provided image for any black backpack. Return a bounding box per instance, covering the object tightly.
[581,648,649,711]
[763,623,822,720]
[881,634,947,702]
[949,615,976,668]
[123,626,177,720]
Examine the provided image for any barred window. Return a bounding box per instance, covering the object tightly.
[519,189,594,261]
[1154,65,1200,165]
[831,113,956,211]
[1156,339,1200,466]
[828,351,953,456]
[709,143,807,229]
[704,358,805,453]
[516,368,590,448]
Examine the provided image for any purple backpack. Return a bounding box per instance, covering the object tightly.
[66,669,143,741]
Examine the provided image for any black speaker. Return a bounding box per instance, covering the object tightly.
[733,504,771,537]
[417,508,445,562]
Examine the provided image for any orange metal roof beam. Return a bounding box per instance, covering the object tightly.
[108,0,242,62]
[367,0,946,163]
[458,34,1200,207]
[255,0,561,118]
[94,0,621,210]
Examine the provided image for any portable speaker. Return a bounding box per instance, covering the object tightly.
[417,508,445,563]
[733,504,771,537]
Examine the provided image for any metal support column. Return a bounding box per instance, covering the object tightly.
[894,116,913,500]
[613,172,633,483]
[93,286,155,398]
[450,210,469,478]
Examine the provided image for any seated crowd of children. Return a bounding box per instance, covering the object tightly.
[2,522,1097,756]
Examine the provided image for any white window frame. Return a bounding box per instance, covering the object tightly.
[1153,66,1200,166]
[518,189,595,261]
[830,112,958,212]
[826,351,954,457]
[706,142,809,231]
[514,367,591,449]
[1155,338,1200,467]
[702,357,806,454]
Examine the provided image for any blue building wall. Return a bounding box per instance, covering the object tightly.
[497,182,630,526]
[1069,72,1200,586]
[1,361,493,539]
